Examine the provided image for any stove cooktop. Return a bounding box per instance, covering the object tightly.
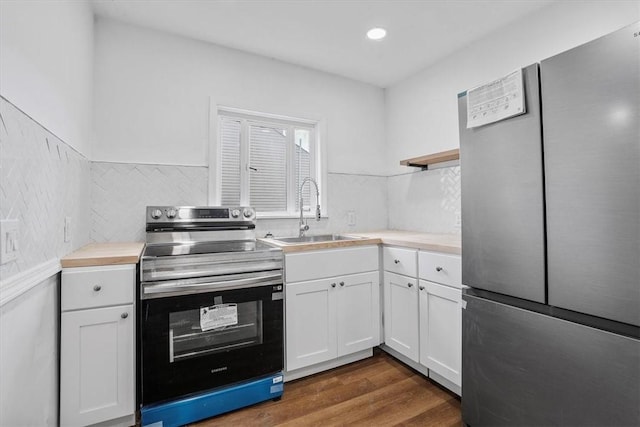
[142,240,279,258]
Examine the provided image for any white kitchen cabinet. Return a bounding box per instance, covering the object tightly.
[60,264,136,427]
[285,277,337,370]
[284,246,380,376]
[381,245,462,394]
[419,280,462,387]
[418,250,462,392]
[336,272,380,356]
[286,271,379,372]
[383,271,419,362]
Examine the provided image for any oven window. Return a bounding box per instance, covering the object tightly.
[168,301,263,362]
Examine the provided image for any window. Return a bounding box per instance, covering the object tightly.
[212,106,323,217]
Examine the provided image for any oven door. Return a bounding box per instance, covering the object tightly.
[140,282,283,406]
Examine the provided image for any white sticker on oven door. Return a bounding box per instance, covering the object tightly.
[200,303,238,332]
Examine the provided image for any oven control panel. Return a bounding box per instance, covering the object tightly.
[147,206,256,223]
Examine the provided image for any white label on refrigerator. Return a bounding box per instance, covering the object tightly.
[200,303,238,331]
[467,68,525,128]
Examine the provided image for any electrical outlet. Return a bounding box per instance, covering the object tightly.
[1,219,19,264]
[64,217,72,243]
[347,211,356,226]
[454,211,462,228]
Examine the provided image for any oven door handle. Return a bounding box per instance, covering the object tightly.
[142,273,283,299]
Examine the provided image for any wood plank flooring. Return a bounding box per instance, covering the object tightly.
[191,349,462,426]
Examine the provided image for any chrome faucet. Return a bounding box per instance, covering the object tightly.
[299,177,321,237]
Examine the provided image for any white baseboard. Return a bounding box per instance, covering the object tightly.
[380,344,429,377]
[284,348,373,382]
[380,344,461,396]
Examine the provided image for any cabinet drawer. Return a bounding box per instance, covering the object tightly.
[383,246,417,277]
[62,265,135,311]
[285,246,378,283]
[419,251,461,288]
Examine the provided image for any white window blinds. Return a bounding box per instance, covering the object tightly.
[220,118,241,206]
[249,124,288,212]
[217,109,318,216]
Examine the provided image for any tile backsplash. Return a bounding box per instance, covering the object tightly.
[387,166,461,234]
[89,164,388,241]
[90,162,208,242]
[0,97,90,280]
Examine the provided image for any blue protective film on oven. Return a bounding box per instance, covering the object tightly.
[141,372,284,427]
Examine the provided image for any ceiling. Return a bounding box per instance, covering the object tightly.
[91,0,555,88]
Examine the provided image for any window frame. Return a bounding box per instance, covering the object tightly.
[208,101,327,219]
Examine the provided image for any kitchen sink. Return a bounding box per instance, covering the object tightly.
[274,234,363,244]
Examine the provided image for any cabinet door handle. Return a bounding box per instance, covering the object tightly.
[93,285,102,292]
[419,285,425,291]
[331,283,337,288]
[435,266,443,272]
[408,282,413,288]
[394,259,400,264]
[121,312,128,319]
[339,281,345,287]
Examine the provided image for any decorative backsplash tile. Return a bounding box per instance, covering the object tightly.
[387,166,461,234]
[0,97,90,281]
[90,162,208,242]
[255,172,388,238]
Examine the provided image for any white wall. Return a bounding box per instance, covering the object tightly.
[0,2,93,425]
[0,275,59,426]
[92,18,388,238]
[385,1,639,234]
[0,97,91,427]
[0,0,94,156]
[386,1,640,176]
[93,18,386,175]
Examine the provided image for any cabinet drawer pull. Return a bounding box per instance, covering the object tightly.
[331,283,336,288]
[339,281,345,287]
[419,285,425,291]
[435,266,443,272]
[93,285,102,292]
[394,259,400,264]
[121,312,128,319]
[408,282,413,288]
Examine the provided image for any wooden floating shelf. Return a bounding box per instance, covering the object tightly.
[400,148,460,169]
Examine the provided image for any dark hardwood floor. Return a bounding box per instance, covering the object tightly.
[191,349,462,426]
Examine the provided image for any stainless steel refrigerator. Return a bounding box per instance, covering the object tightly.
[458,22,640,426]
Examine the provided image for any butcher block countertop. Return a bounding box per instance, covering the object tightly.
[60,242,145,268]
[260,230,460,254]
[260,236,383,253]
[349,230,461,254]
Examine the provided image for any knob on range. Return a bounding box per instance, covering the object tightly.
[151,209,163,219]
[231,209,241,218]
[243,208,255,218]
[166,208,177,219]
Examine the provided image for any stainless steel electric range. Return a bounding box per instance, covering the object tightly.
[139,206,284,427]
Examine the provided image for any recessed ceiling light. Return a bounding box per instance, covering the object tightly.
[366,27,387,41]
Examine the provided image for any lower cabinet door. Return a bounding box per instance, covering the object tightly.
[384,271,419,362]
[60,304,134,427]
[419,280,461,387]
[336,271,380,357]
[286,278,337,371]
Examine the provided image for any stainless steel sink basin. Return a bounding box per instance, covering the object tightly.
[274,234,363,244]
